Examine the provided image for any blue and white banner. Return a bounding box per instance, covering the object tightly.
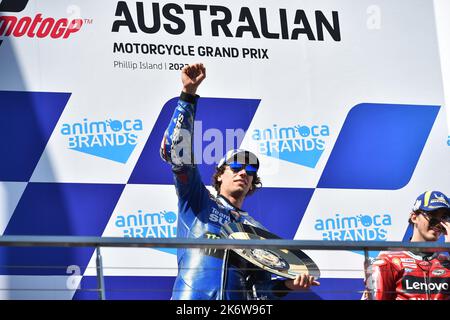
[0,0,449,300]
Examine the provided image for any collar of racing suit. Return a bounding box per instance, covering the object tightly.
[217,194,249,217]
[409,249,438,261]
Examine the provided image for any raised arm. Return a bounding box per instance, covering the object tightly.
[160,63,206,167]
[160,64,208,210]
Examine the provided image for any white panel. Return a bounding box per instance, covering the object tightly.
[84,184,180,277]
[0,276,81,300]
[434,0,450,131]
[0,182,27,235]
[0,0,448,299]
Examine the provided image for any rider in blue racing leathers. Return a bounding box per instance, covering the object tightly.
[160,63,319,300]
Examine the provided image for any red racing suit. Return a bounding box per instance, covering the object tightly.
[363,250,450,300]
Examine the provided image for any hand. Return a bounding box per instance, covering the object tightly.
[182,63,206,95]
[284,273,320,290]
[441,221,450,242]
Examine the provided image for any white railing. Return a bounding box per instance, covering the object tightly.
[0,236,449,300]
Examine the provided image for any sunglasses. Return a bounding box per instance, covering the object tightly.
[420,211,450,226]
[227,162,258,176]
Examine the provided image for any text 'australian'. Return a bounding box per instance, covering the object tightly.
[112,2,341,41]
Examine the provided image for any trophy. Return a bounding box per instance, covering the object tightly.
[221,222,320,280]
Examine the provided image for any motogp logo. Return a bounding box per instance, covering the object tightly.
[0,0,83,40]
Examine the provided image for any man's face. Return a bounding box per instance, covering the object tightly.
[218,164,254,198]
[412,209,450,241]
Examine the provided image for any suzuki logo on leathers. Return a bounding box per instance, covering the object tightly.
[0,0,29,12]
[209,208,231,225]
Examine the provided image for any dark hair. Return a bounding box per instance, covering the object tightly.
[409,210,422,225]
[212,166,262,196]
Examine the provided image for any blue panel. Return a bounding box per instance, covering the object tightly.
[318,103,440,190]
[0,0,29,12]
[244,188,315,239]
[0,91,70,181]
[70,138,137,163]
[73,276,363,300]
[73,276,175,300]
[129,97,260,184]
[284,278,364,300]
[0,183,125,275]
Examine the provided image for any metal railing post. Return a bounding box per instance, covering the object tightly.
[363,248,370,270]
[363,247,372,300]
[95,246,106,300]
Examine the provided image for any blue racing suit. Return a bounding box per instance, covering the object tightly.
[160,92,290,300]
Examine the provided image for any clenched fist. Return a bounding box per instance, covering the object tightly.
[182,63,206,95]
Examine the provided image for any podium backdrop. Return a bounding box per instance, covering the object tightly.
[0,0,449,299]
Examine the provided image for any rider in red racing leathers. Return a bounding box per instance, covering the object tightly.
[363,191,450,300]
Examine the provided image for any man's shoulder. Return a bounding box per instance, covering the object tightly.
[376,250,410,258]
[372,251,413,265]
